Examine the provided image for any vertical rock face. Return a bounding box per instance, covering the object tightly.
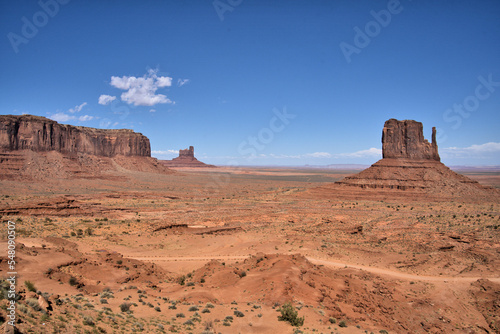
[178,146,194,158]
[382,119,439,161]
[0,115,151,157]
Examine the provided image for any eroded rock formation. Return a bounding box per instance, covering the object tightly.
[161,146,215,167]
[179,146,194,158]
[327,118,498,200]
[0,114,171,179]
[0,114,150,157]
[382,119,439,161]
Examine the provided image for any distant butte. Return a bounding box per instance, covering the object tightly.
[316,119,499,201]
[160,146,215,168]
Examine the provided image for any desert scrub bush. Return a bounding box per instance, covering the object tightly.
[154,306,161,312]
[278,302,304,327]
[234,310,245,317]
[379,330,389,334]
[188,306,198,312]
[183,319,194,326]
[24,280,37,292]
[201,308,210,313]
[186,282,195,287]
[177,275,186,286]
[176,313,185,318]
[83,316,95,326]
[329,317,336,324]
[18,304,30,315]
[26,298,42,312]
[339,320,347,327]
[205,302,215,308]
[119,303,131,312]
[69,276,79,286]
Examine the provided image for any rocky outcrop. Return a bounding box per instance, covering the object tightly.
[382,119,439,161]
[327,119,498,200]
[0,114,172,180]
[179,146,194,158]
[161,146,215,167]
[0,114,150,157]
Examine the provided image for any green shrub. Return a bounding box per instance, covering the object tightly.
[339,320,347,327]
[83,316,95,326]
[234,310,245,317]
[119,303,131,312]
[277,302,304,327]
[24,280,36,292]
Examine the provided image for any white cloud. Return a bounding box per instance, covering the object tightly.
[177,78,189,87]
[68,102,87,113]
[240,149,381,160]
[157,76,173,87]
[98,95,116,105]
[338,147,382,158]
[151,150,179,157]
[110,69,174,106]
[149,109,156,113]
[442,142,500,158]
[305,152,332,158]
[78,115,94,122]
[50,112,74,122]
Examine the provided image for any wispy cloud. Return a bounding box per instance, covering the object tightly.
[50,112,74,122]
[304,152,332,158]
[151,149,179,156]
[337,147,382,158]
[78,115,94,121]
[68,102,87,113]
[177,78,189,87]
[109,69,174,106]
[442,142,500,158]
[244,148,381,160]
[49,113,94,123]
[49,102,94,123]
[98,95,116,105]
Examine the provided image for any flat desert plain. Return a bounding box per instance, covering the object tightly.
[1,167,499,334]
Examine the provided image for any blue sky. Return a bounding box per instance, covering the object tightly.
[1,0,499,166]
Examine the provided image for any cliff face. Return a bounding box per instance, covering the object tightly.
[178,146,194,158]
[382,119,439,161]
[0,115,150,157]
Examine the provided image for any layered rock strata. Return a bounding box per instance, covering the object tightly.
[330,119,497,200]
[0,114,150,157]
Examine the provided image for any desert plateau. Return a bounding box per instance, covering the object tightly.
[0,116,499,334]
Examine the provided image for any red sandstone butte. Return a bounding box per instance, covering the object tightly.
[160,146,215,167]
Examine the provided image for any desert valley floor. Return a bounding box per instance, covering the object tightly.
[1,166,499,334]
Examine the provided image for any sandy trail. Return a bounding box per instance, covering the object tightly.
[126,254,500,283]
